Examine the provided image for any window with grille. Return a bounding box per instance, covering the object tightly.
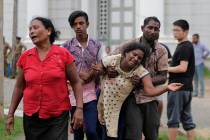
[98,0,109,40]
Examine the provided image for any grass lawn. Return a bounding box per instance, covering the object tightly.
[204,66,210,78]
[159,131,210,140]
[0,117,23,140]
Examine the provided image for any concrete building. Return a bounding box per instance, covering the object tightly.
[3,0,210,53]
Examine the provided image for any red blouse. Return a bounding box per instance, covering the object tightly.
[17,45,74,119]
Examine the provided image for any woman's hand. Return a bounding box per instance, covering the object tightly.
[106,66,118,78]
[91,64,102,72]
[71,108,84,130]
[6,115,14,135]
[167,83,183,91]
[91,63,105,75]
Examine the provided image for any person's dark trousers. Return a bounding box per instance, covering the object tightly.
[96,88,103,140]
[193,63,205,97]
[23,111,69,140]
[125,94,160,140]
[101,125,123,140]
[4,61,9,77]
[118,97,126,140]
[71,100,98,140]
[167,91,196,130]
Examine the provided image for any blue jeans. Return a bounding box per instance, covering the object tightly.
[167,91,196,131]
[71,100,98,140]
[193,63,205,97]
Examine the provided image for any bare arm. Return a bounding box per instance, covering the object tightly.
[131,71,167,88]
[6,67,25,134]
[66,62,83,108]
[8,67,25,116]
[152,46,168,85]
[203,45,210,58]
[142,75,168,97]
[66,62,83,129]
[168,61,188,73]
[142,75,182,97]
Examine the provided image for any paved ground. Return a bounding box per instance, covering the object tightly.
[4,60,210,139]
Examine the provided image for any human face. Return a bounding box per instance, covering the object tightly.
[192,35,199,44]
[29,19,51,45]
[142,20,160,42]
[72,16,89,36]
[124,49,144,69]
[173,25,188,41]
[105,47,110,54]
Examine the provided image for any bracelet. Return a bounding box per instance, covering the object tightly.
[76,106,83,110]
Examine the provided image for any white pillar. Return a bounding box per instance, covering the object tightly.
[136,0,165,36]
[88,0,97,38]
[27,0,48,25]
[25,0,48,48]
[81,0,88,13]
[80,0,98,38]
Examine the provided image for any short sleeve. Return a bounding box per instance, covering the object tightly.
[61,40,69,49]
[96,42,102,62]
[102,54,121,68]
[179,45,191,61]
[136,65,149,79]
[157,47,168,71]
[203,44,210,54]
[63,48,75,65]
[17,54,26,69]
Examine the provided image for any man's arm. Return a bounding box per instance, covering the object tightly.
[153,46,168,85]
[80,43,104,83]
[168,61,188,73]
[169,44,191,74]
[152,71,167,86]
[203,45,210,58]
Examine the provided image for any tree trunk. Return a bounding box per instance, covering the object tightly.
[0,0,4,119]
[11,0,18,78]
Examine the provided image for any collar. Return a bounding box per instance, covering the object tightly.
[73,35,90,48]
[27,45,57,57]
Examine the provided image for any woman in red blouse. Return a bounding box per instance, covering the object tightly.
[6,17,83,140]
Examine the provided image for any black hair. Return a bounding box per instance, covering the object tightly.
[193,33,199,39]
[68,10,89,27]
[143,16,161,27]
[122,42,148,66]
[16,36,21,40]
[173,19,189,31]
[31,17,57,44]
